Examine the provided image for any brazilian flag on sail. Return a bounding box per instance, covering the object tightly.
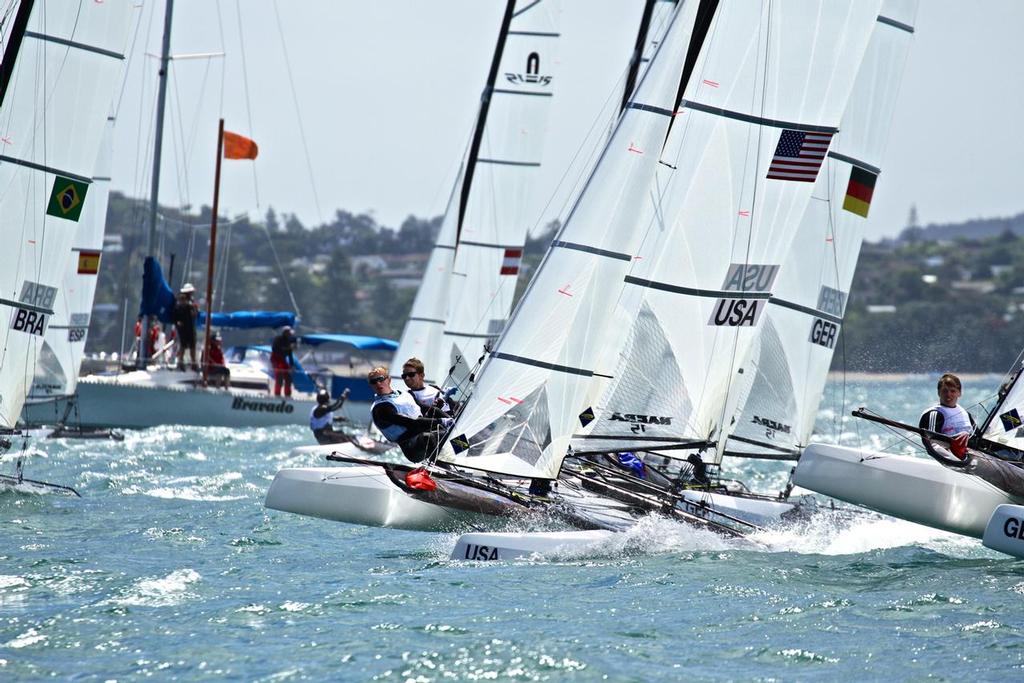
[46,176,89,221]
[842,166,877,218]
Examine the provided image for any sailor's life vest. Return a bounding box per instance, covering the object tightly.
[310,406,332,431]
[923,403,974,436]
[372,390,422,442]
[410,384,451,414]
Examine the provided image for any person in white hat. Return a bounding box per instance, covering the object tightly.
[172,283,199,371]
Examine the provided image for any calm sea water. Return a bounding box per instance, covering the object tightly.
[2,375,1023,681]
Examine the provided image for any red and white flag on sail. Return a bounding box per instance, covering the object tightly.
[765,129,833,182]
[500,248,523,275]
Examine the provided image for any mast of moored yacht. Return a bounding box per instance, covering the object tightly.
[138,0,175,368]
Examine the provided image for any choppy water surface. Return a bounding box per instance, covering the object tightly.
[2,375,1022,680]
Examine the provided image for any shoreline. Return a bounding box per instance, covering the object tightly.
[827,371,1003,382]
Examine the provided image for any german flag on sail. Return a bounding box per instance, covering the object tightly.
[77,250,101,274]
[842,166,878,218]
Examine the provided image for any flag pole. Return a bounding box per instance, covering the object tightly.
[202,118,225,387]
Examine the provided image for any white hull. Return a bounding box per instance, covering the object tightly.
[21,371,342,429]
[452,530,617,561]
[793,443,1022,538]
[679,490,795,527]
[264,465,484,531]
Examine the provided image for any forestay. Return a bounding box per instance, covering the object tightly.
[726,0,918,459]
[28,116,116,401]
[0,0,133,428]
[438,0,702,478]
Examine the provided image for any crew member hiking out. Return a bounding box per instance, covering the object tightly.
[400,357,459,416]
[368,366,452,463]
[920,372,1024,497]
[310,388,350,445]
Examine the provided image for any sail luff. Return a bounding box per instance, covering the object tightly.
[455,0,517,246]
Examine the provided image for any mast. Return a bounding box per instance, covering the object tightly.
[201,119,225,387]
[0,0,35,108]
[455,0,516,244]
[619,0,659,113]
[139,0,174,367]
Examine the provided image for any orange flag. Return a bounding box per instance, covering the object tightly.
[223,131,258,160]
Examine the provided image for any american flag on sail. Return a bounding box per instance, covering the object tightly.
[500,248,523,275]
[765,129,833,182]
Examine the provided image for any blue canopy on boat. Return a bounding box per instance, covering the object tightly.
[298,333,398,351]
[137,256,176,324]
[198,310,296,330]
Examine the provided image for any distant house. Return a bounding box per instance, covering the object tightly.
[951,280,996,294]
[103,234,124,253]
[923,255,944,268]
[990,264,1013,278]
[866,304,897,314]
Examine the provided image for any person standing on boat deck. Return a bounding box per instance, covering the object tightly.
[203,332,231,389]
[369,366,453,463]
[309,388,351,444]
[400,357,459,417]
[271,326,297,397]
[920,373,976,457]
[171,283,199,371]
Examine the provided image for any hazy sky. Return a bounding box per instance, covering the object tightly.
[111,1,1024,244]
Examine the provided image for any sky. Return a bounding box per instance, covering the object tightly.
[110,1,1024,244]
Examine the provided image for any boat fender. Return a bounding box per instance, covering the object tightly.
[405,467,437,491]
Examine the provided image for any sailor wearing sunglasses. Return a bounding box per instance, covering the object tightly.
[368,366,453,463]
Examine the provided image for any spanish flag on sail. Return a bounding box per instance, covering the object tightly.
[842,166,878,218]
[77,250,101,275]
[223,131,258,160]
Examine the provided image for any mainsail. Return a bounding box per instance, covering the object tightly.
[441,0,882,478]
[28,115,116,402]
[725,1,918,459]
[0,1,132,428]
[438,0,704,478]
[386,0,561,387]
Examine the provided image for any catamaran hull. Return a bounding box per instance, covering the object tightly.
[452,530,618,561]
[20,381,335,429]
[793,443,1022,538]
[264,466,489,531]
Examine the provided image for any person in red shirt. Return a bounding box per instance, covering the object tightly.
[203,332,230,389]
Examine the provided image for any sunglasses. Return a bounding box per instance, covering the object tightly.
[400,371,419,379]
[368,375,388,384]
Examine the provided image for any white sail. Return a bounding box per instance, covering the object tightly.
[439,0,562,385]
[442,0,882,478]
[578,0,882,465]
[438,0,702,478]
[387,167,460,384]
[28,115,116,401]
[0,1,133,429]
[726,1,918,459]
[982,365,1024,451]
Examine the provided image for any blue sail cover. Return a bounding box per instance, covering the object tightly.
[198,311,296,329]
[298,333,398,351]
[137,256,176,323]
